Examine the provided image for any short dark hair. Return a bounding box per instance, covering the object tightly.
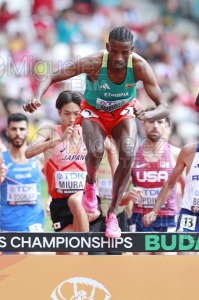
[109,26,134,44]
[55,90,83,110]
[7,113,29,126]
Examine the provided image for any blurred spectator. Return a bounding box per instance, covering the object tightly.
[56,9,83,44]
[31,0,54,15]
[161,0,180,29]
[32,4,56,42]
[5,10,36,42]
[0,1,17,30]
[96,0,121,8]
[73,0,95,15]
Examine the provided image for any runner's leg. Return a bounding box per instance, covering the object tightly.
[105,118,137,238]
[109,117,137,213]
[81,119,107,213]
[82,118,107,183]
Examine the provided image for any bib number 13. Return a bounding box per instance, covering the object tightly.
[180,214,197,230]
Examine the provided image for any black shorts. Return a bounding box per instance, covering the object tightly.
[50,198,73,232]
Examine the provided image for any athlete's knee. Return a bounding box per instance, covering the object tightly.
[87,140,105,160]
[68,195,82,211]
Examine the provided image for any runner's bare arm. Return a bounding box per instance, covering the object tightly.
[195,93,199,108]
[170,145,185,204]
[134,57,169,121]
[0,153,7,184]
[25,125,58,158]
[142,148,187,226]
[23,53,103,113]
[25,124,81,158]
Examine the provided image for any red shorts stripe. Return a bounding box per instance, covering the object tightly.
[75,98,137,136]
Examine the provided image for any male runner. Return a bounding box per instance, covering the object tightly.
[25,91,97,254]
[23,26,169,238]
[143,143,199,234]
[121,114,182,234]
[0,113,44,234]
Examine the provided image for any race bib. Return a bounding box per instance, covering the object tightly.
[55,171,86,194]
[135,187,165,208]
[98,178,112,200]
[180,214,197,231]
[7,183,37,205]
[191,198,199,212]
[120,106,135,116]
[96,98,130,112]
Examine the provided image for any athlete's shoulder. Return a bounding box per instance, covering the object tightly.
[80,51,104,64]
[176,143,198,163]
[181,143,198,154]
[2,150,9,159]
[131,52,148,66]
[131,52,154,81]
[38,124,56,134]
[78,51,104,75]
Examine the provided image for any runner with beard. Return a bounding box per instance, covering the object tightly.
[0,113,44,236]
[121,112,183,238]
[23,26,169,238]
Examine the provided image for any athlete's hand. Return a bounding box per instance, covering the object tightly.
[45,196,51,216]
[61,125,80,141]
[119,187,142,206]
[133,101,146,120]
[23,97,41,113]
[0,161,7,184]
[142,211,157,226]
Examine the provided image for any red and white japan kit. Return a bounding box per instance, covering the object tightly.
[45,125,87,199]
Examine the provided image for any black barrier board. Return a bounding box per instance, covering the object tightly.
[0,232,199,252]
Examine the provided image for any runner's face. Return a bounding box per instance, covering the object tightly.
[106,39,133,71]
[59,102,80,128]
[6,121,28,148]
[143,119,169,142]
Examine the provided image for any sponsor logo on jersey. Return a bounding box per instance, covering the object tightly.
[135,163,148,168]
[125,83,134,88]
[99,83,110,89]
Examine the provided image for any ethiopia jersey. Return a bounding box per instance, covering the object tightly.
[0,151,44,231]
[45,125,87,198]
[84,50,136,111]
[132,143,177,216]
[182,143,199,213]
